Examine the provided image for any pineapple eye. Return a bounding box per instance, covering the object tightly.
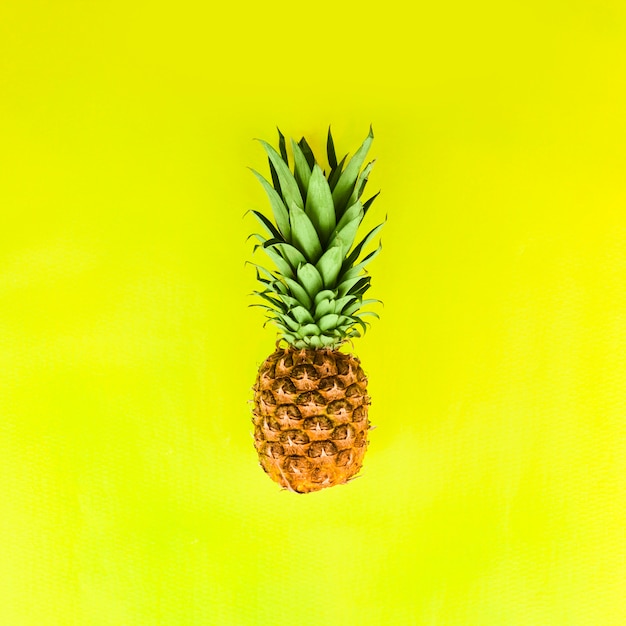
[310,468,332,485]
[275,404,302,421]
[272,377,297,394]
[354,432,367,448]
[295,391,325,407]
[355,366,367,382]
[335,358,351,376]
[280,353,294,369]
[259,390,276,406]
[308,441,338,458]
[345,383,364,398]
[264,442,284,458]
[331,424,354,441]
[302,416,334,431]
[279,430,310,445]
[352,406,368,422]
[290,364,320,380]
[326,399,352,416]
[336,449,354,467]
[313,351,333,367]
[318,376,345,391]
[268,418,281,432]
[282,456,311,474]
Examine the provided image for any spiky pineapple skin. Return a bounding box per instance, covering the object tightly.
[252,347,371,493]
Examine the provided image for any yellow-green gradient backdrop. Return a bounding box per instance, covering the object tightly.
[1,1,625,624]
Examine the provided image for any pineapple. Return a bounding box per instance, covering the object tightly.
[249,126,383,493]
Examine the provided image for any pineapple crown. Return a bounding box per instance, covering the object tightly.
[248,126,384,350]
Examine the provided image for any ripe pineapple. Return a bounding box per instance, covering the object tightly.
[249,127,383,493]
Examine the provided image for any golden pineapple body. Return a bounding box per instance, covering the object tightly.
[253,347,370,493]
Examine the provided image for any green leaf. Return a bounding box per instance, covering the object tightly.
[352,316,369,335]
[362,191,380,216]
[297,323,321,337]
[338,275,366,297]
[263,248,293,278]
[249,231,264,249]
[359,298,383,308]
[327,127,337,169]
[299,137,316,170]
[277,127,288,164]
[255,273,272,288]
[281,313,300,331]
[305,165,336,243]
[308,335,323,348]
[249,303,275,315]
[246,261,276,282]
[315,239,343,288]
[337,314,352,327]
[328,201,364,253]
[318,313,340,332]
[347,276,371,297]
[268,159,281,197]
[248,209,284,241]
[314,298,334,319]
[265,317,286,331]
[357,310,380,319]
[258,140,303,210]
[291,138,312,199]
[342,242,382,281]
[263,279,286,295]
[333,295,356,313]
[272,279,288,294]
[348,159,375,206]
[252,290,287,312]
[320,335,336,347]
[328,154,347,192]
[344,220,385,269]
[314,289,336,306]
[342,300,361,316]
[251,233,293,278]
[279,293,300,308]
[249,169,291,240]
[296,263,323,299]
[291,306,315,324]
[289,203,323,262]
[268,242,307,271]
[284,277,312,308]
[332,126,374,217]
[333,200,363,233]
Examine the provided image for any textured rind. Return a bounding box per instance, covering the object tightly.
[252,347,371,493]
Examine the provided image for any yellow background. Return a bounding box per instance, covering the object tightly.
[1,0,625,624]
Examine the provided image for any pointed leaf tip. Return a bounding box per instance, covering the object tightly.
[291,138,312,197]
[298,136,316,170]
[331,127,374,216]
[327,126,338,169]
[259,139,304,210]
[277,128,288,164]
